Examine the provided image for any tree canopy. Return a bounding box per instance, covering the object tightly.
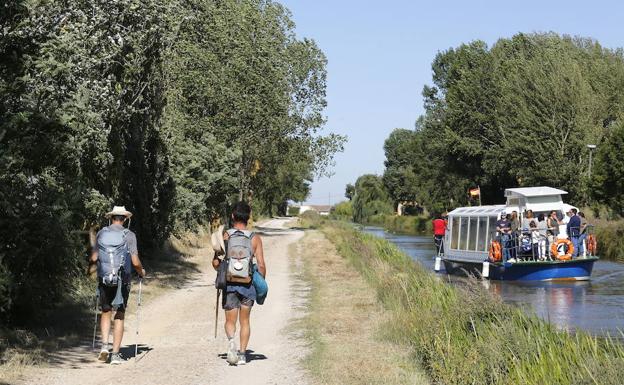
[380,33,624,216]
[0,0,344,323]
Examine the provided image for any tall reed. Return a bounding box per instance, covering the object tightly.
[323,221,624,385]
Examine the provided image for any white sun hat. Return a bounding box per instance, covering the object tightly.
[105,205,133,218]
[211,225,226,255]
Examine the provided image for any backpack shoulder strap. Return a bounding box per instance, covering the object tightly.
[227,229,253,238]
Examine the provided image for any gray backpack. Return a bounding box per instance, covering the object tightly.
[97,227,131,286]
[226,229,254,284]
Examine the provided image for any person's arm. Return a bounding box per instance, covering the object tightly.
[252,235,266,278]
[131,254,146,278]
[88,249,98,275]
[127,233,145,277]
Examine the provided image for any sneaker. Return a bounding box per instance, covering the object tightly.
[226,339,238,365]
[98,346,109,362]
[237,351,247,365]
[110,352,123,365]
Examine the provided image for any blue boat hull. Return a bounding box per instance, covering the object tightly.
[442,257,598,281]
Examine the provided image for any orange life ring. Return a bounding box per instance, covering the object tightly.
[489,241,502,262]
[587,234,597,255]
[550,238,574,260]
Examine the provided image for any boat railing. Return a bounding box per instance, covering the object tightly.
[491,225,597,263]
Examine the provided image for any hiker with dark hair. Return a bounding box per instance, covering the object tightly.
[89,206,145,365]
[212,201,266,365]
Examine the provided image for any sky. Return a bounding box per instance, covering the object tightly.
[279,0,624,206]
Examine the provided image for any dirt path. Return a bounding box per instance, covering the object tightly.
[17,218,308,385]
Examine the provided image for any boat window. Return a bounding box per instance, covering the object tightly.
[468,217,477,251]
[460,217,469,250]
[477,217,488,251]
[488,217,497,242]
[451,217,460,249]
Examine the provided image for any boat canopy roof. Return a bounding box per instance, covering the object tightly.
[504,186,567,198]
[448,204,506,217]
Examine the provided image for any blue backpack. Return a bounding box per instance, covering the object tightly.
[96,227,131,286]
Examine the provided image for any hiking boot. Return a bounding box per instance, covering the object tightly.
[98,346,109,362]
[110,352,123,365]
[237,351,247,365]
[226,339,238,365]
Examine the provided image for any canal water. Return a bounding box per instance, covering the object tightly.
[364,226,624,336]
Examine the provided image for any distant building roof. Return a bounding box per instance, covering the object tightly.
[504,186,567,198]
[307,205,331,212]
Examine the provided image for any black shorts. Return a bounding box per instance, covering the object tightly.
[98,283,130,312]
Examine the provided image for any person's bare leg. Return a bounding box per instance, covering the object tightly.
[100,311,111,346]
[239,305,251,352]
[225,308,239,338]
[112,316,124,353]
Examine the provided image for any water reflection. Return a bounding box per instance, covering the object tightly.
[364,226,624,335]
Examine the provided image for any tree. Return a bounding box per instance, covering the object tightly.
[351,175,393,223]
[592,122,624,215]
[345,183,355,200]
[388,32,624,214]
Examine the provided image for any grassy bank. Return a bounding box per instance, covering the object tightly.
[366,214,432,235]
[295,229,429,384]
[322,220,624,385]
[0,229,210,382]
[593,221,624,263]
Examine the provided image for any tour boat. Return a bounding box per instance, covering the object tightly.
[435,187,599,281]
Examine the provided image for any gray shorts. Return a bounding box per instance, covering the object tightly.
[223,292,254,310]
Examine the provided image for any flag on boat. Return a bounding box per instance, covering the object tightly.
[469,187,480,197]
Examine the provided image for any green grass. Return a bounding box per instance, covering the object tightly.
[322,221,624,385]
[593,221,624,262]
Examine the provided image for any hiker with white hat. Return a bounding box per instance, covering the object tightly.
[212,201,266,365]
[89,205,146,364]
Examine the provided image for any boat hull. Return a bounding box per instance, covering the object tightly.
[442,257,598,281]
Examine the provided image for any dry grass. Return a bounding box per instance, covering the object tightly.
[296,230,429,385]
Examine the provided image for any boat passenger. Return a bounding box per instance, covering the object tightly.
[529,221,540,260]
[496,212,512,261]
[536,213,549,259]
[567,208,581,257]
[536,213,548,236]
[578,212,588,256]
[561,210,572,238]
[510,211,519,258]
[547,210,561,245]
[521,210,535,230]
[432,213,447,256]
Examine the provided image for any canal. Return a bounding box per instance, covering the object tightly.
[364,226,624,336]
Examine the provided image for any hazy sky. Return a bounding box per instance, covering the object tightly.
[280,0,624,206]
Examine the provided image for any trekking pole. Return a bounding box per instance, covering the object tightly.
[92,287,99,350]
[135,277,142,363]
[214,289,220,339]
